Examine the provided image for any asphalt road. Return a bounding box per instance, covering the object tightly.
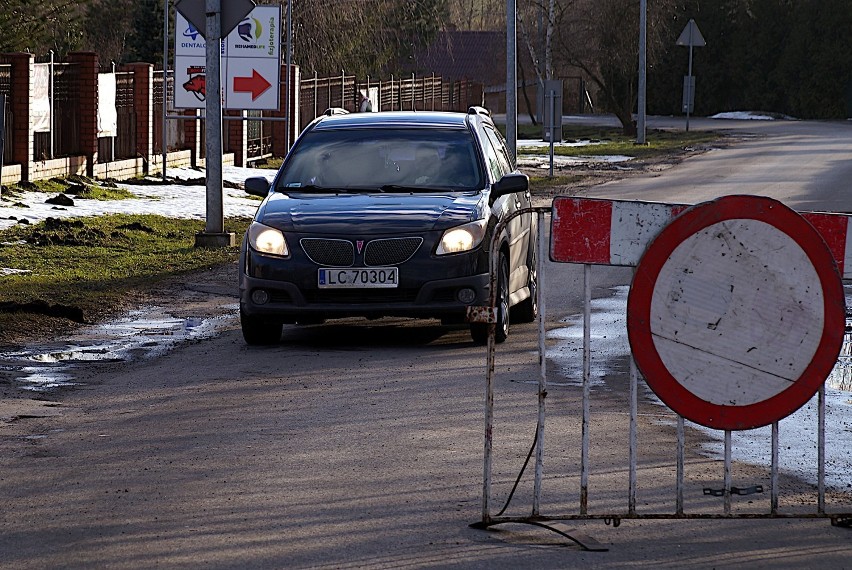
[2,116,852,569]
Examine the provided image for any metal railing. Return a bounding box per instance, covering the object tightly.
[471,205,852,551]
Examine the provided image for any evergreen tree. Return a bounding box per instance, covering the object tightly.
[126,0,165,65]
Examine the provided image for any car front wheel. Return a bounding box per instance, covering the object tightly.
[240,309,282,345]
[471,253,509,345]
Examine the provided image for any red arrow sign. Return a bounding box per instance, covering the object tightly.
[233,70,271,101]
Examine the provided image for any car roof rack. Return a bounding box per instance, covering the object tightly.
[467,106,491,117]
[323,107,350,116]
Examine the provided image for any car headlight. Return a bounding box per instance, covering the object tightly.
[436,219,487,255]
[248,222,289,257]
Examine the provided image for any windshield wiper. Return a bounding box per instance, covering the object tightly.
[287,184,353,194]
[378,184,456,193]
[379,184,435,192]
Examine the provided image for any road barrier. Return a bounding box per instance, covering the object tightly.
[470,196,852,551]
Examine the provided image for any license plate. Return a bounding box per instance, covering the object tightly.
[318,267,399,288]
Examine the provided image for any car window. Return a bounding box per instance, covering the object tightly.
[478,130,506,183]
[484,127,513,174]
[277,128,485,191]
[486,126,515,169]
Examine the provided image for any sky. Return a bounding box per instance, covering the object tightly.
[3,111,850,494]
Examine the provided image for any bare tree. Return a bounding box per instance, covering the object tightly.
[551,0,677,135]
[447,0,504,30]
[0,0,86,56]
[292,0,448,76]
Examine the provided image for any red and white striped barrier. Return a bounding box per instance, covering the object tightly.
[551,196,852,278]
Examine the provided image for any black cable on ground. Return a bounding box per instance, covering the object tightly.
[495,424,539,517]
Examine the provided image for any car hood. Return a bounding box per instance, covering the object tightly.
[256,191,489,234]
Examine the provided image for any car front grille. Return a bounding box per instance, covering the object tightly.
[300,238,354,267]
[364,237,423,266]
[300,237,424,267]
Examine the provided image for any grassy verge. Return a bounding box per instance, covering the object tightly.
[0,214,251,344]
[3,174,137,201]
[515,124,720,159]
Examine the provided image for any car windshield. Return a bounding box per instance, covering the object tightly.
[276,127,484,192]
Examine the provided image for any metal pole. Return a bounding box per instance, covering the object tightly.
[162,0,169,180]
[481,234,500,525]
[0,94,6,190]
[818,385,826,513]
[686,26,694,133]
[506,0,517,160]
[110,61,116,173]
[629,356,638,515]
[724,430,732,515]
[284,1,292,152]
[637,0,647,144]
[482,335,494,523]
[548,89,555,177]
[676,416,685,515]
[49,50,54,159]
[771,421,779,514]
[580,263,591,515]
[533,212,547,516]
[202,0,225,239]
[629,266,638,516]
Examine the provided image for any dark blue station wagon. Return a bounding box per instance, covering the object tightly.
[239,108,538,345]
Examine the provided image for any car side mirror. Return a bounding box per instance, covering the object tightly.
[491,172,529,199]
[245,176,271,197]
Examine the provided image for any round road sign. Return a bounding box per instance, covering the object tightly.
[627,195,845,430]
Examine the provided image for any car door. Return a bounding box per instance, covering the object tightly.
[479,124,532,296]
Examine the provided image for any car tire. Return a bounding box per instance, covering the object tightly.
[240,309,282,345]
[471,253,509,345]
[512,250,538,323]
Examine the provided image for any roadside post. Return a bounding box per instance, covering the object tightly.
[677,19,705,132]
[174,0,256,248]
[542,80,562,177]
[472,195,852,550]
[0,94,5,196]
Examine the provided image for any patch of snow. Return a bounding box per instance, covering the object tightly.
[710,111,796,121]
[517,155,633,169]
[0,165,274,231]
[1,268,32,276]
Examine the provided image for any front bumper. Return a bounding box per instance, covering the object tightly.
[239,246,491,322]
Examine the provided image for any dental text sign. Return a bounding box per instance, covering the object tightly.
[174,5,280,110]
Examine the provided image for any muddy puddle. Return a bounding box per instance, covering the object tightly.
[1,305,238,391]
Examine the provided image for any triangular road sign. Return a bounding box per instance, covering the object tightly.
[676,19,706,47]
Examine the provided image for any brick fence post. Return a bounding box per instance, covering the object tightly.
[0,52,34,180]
[226,110,246,167]
[67,52,99,177]
[125,63,153,171]
[183,110,202,167]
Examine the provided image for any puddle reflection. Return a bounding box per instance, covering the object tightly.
[0,306,235,391]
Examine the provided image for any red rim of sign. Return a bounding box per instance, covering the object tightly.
[627,195,845,430]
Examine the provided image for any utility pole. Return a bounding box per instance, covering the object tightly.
[637,0,647,144]
[506,0,518,162]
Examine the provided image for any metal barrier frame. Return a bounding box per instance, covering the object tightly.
[471,205,852,551]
